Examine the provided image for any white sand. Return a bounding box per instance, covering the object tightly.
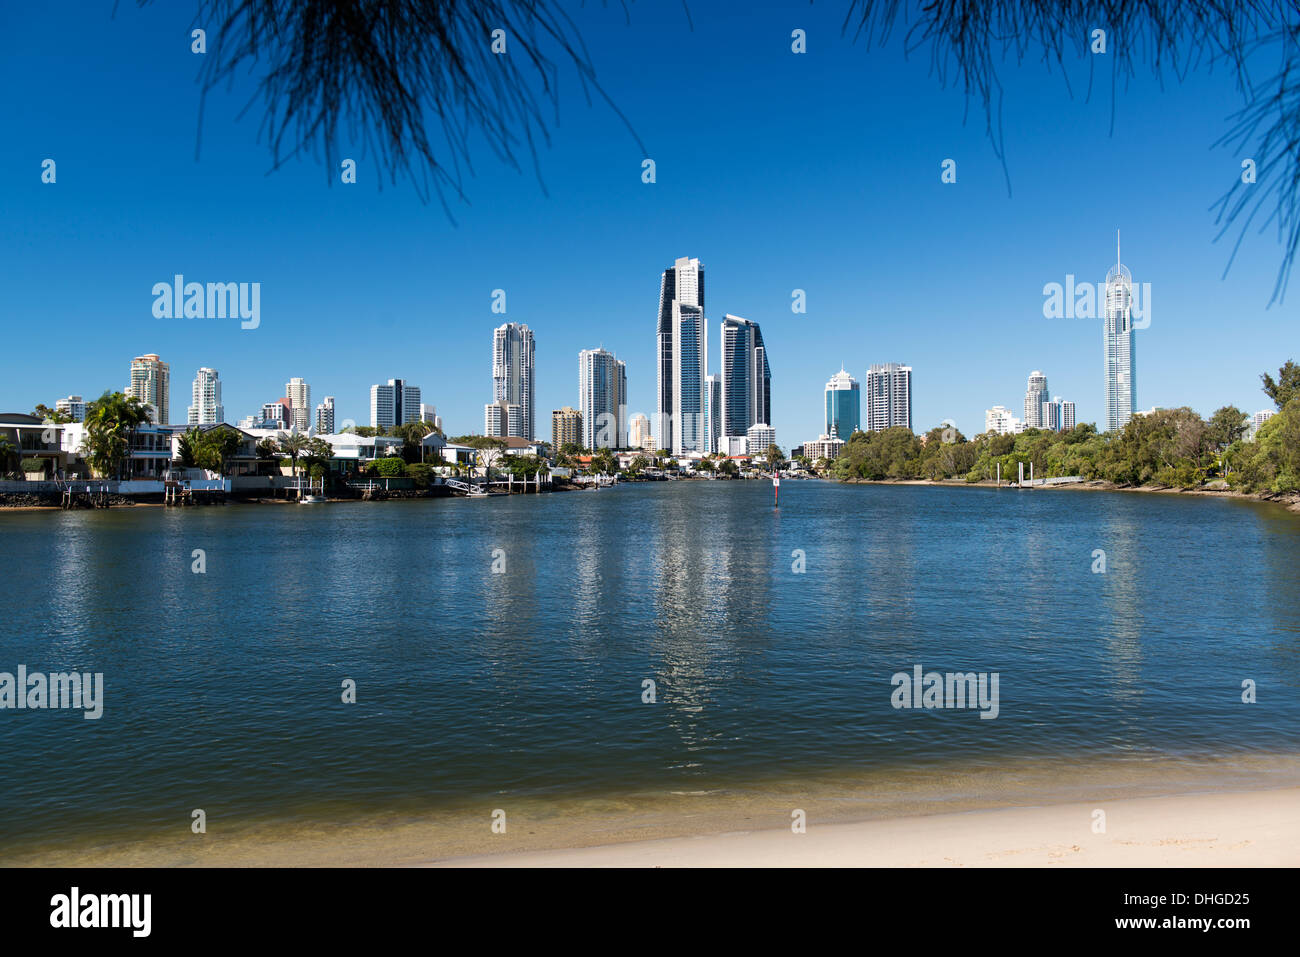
[433,787,1300,867]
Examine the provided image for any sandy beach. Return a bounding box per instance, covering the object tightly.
[7,751,1298,867]
[437,787,1300,867]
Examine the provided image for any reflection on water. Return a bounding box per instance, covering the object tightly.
[1,481,1298,860]
[1100,497,1145,704]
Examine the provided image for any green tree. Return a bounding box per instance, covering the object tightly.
[33,404,72,424]
[765,444,784,470]
[1261,360,1300,409]
[1207,405,1250,451]
[82,391,152,479]
[370,456,406,477]
[277,431,310,477]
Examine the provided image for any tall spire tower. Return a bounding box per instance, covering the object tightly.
[1103,230,1136,432]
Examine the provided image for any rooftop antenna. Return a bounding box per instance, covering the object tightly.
[1117,228,1121,268]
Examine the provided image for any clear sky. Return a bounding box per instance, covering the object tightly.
[2,1,1295,443]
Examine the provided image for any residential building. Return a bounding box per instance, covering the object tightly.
[1061,399,1076,431]
[188,367,224,425]
[552,406,583,450]
[1023,371,1049,429]
[492,322,535,440]
[704,373,722,454]
[1104,231,1136,432]
[285,377,311,432]
[370,378,421,429]
[1246,408,1276,441]
[718,435,748,457]
[484,400,522,438]
[315,396,336,434]
[419,403,439,427]
[128,353,170,424]
[629,413,653,451]
[578,348,627,449]
[825,368,860,439]
[261,399,291,430]
[55,395,86,422]
[984,406,1022,435]
[656,256,706,454]
[803,434,846,461]
[864,363,912,432]
[719,314,772,444]
[746,423,776,457]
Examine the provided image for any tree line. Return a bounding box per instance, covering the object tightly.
[833,361,1300,494]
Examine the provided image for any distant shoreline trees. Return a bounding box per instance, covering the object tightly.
[834,361,1299,494]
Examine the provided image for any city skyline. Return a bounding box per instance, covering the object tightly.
[4,5,1292,442]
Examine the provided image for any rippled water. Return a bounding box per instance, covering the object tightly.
[2,481,1298,860]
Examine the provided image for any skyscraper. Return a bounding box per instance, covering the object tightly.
[656,256,706,454]
[1023,371,1049,429]
[55,395,86,422]
[188,367,224,425]
[629,413,653,451]
[719,314,771,443]
[578,348,627,449]
[484,400,522,438]
[285,377,311,432]
[864,363,912,432]
[552,406,583,449]
[127,354,169,424]
[704,373,722,454]
[315,396,335,434]
[261,399,291,429]
[825,368,860,439]
[1104,231,1136,432]
[492,322,535,440]
[370,378,421,428]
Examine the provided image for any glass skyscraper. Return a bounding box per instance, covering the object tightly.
[824,368,860,439]
[656,257,706,454]
[1104,233,1136,433]
[719,314,771,441]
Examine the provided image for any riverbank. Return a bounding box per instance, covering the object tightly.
[5,751,1297,867]
[442,786,1300,868]
[838,476,1300,512]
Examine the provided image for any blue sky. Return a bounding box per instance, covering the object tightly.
[2,1,1295,443]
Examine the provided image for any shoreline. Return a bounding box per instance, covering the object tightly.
[436,785,1300,867]
[4,477,1298,513]
[838,477,1300,512]
[6,751,1298,867]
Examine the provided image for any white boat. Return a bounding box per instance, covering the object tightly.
[299,493,326,504]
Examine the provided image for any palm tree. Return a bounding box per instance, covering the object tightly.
[277,431,310,477]
[82,391,151,479]
[591,448,617,476]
